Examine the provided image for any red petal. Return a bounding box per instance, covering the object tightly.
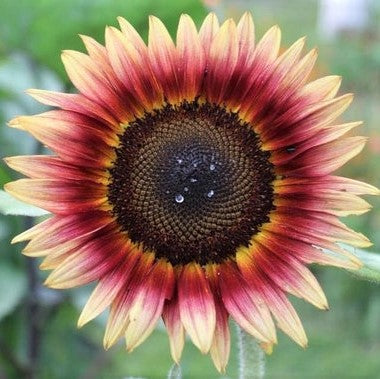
[5,179,107,215]
[117,17,147,54]
[27,89,119,127]
[43,226,128,289]
[299,75,342,104]
[199,13,220,60]
[276,176,380,196]
[207,266,230,373]
[105,26,163,112]
[236,252,307,347]
[253,25,281,65]
[234,26,281,117]
[260,94,353,144]
[262,231,360,269]
[11,216,56,244]
[22,211,113,254]
[4,155,107,182]
[61,50,131,121]
[80,35,122,90]
[178,263,216,353]
[103,252,155,349]
[270,121,361,160]
[204,19,238,104]
[78,252,140,327]
[275,189,371,217]
[163,288,185,364]
[8,111,116,168]
[148,16,180,104]
[222,13,258,112]
[248,48,318,133]
[267,211,371,247]
[279,136,367,177]
[218,261,277,344]
[176,14,205,101]
[236,12,255,67]
[248,241,328,309]
[125,259,174,351]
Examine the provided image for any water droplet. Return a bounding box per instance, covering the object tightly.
[166,190,170,194]
[193,162,198,168]
[184,187,189,192]
[177,158,183,164]
[286,145,296,153]
[190,178,197,183]
[207,190,214,198]
[175,194,184,203]
[209,163,216,171]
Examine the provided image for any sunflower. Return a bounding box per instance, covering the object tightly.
[4,12,378,372]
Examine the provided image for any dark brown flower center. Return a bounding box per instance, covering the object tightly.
[108,102,275,265]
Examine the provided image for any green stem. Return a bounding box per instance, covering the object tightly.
[236,325,265,379]
[167,363,182,379]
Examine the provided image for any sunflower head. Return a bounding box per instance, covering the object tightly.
[4,12,379,373]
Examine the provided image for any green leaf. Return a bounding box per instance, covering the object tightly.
[0,190,49,217]
[167,364,182,379]
[0,264,27,320]
[347,247,380,283]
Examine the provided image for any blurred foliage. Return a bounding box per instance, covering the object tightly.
[0,0,206,82]
[0,0,379,378]
[0,265,27,321]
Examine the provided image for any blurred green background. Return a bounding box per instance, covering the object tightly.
[0,0,380,378]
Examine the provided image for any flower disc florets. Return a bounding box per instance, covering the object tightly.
[108,101,275,265]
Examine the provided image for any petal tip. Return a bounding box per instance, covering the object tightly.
[25,88,38,96]
[214,362,227,374]
[77,313,90,329]
[242,10,253,18]
[179,13,191,19]
[342,92,354,104]
[103,340,111,351]
[78,33,88,41]
[272,24,281,34]
[260,341,274,355]
[10,236,21,244]
[3,182,13,194]
[309,47,318,57]
[148,14,160,25]
[125,342,134,353]
[116,16,129,29]
[7,118,21,129]
[222,18,237,31]
[61,49,70,57]
[43,277,52,287]
[38,261,50,270]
